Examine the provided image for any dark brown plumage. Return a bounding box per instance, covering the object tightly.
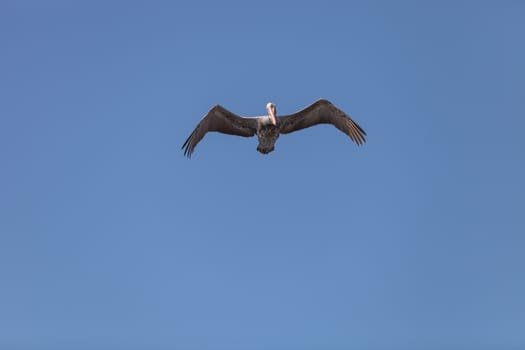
[182,99,366,158]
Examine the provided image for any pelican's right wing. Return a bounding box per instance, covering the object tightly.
[278,99,366,145]
[182,105,258,158]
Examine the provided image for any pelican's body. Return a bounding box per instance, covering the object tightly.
[256,104,280,153]
[182,99,366,157]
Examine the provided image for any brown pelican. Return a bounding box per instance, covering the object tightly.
[182,99,366,157]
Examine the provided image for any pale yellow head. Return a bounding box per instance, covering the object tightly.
[266,102,276,125]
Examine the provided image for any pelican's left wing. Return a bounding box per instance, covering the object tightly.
[182,105,258,158]
[278,99,366,145]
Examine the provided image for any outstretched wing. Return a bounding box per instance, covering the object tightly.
[278,99,366,145]
[182,105,258,158]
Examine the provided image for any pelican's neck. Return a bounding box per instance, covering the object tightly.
[267,107,277,125]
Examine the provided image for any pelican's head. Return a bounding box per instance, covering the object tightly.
[266,102,276,125]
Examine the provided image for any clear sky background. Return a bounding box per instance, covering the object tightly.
[1,1,524,349]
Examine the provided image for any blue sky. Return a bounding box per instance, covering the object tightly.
[1,1,524,349]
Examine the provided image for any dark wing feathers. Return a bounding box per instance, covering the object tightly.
[278,99,366,145]
[182,105,257,157]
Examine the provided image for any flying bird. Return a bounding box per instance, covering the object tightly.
[182,99,366,158]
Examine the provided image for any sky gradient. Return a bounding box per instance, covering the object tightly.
[1,1,524,349]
